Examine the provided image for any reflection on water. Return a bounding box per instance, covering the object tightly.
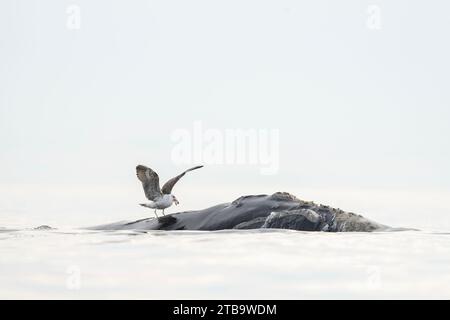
[1,228,450,299]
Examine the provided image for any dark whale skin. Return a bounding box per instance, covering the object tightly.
[91,192,387,232]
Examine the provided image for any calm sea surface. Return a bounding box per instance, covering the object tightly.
[1,227,449,299]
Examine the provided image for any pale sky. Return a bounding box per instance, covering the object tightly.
[1,0,450,230]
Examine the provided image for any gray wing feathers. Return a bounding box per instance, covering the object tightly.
[161,165,203,194]
[136,165,162,201]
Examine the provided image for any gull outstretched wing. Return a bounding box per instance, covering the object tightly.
[136,165,162,201]
[161,165,203,195]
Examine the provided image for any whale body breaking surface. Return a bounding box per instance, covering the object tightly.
[91,192,389,232]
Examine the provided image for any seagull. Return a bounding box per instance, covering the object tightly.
[136,164,204,218]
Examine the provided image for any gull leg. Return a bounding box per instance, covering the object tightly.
[162,209,165,216]
[154,209,159,219]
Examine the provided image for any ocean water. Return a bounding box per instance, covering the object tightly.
[1,227,449,299]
